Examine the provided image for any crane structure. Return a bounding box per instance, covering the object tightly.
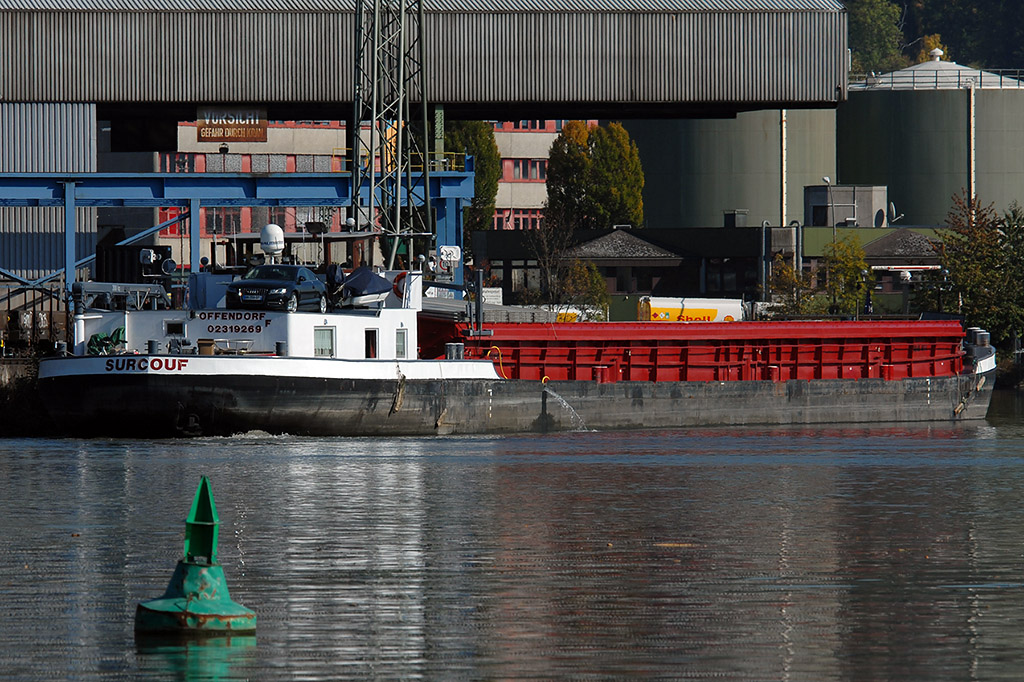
[350,0,434,270]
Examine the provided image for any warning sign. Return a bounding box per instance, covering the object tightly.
[196,107,267,143]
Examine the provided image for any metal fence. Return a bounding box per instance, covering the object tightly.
[0,284,67,355]
[850,69,1024,90]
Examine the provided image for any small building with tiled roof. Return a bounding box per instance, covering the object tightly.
[561,229,682,267]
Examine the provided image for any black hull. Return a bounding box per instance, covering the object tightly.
[38,369,995,438]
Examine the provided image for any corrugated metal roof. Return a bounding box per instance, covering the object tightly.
[0,1,846,107]
[0,0,844,11]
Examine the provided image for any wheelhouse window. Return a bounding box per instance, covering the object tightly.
[395,328,408,359]
[314,327,335,358]
[365,329,378,359]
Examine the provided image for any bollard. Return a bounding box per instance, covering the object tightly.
[135,476,256,635]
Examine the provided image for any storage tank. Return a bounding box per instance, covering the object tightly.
[838,49,1024,225]
[624,108,836,229]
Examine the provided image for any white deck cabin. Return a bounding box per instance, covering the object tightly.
[73,270,424,360]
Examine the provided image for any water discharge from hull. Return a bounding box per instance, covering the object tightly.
[543,386,588,431]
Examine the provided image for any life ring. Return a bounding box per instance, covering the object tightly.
[392,271,408,298]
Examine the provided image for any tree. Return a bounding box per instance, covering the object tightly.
[559,260,610,321]
[845,0,909,72]
[526,210,576,304]
[822,234,873,316]
[913,34,949,63]
[935,191,1024,344]
[766,254,821,317]
[545,121,594,232]
[902,0,1024,69]
[588,123,644,229]
[445,121,501,247]
[545,120,644,231]
[530,120,644,305]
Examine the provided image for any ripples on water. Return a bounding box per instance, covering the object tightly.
[4,393,1024,679]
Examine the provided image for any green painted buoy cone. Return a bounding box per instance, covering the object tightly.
[135,476,256,635]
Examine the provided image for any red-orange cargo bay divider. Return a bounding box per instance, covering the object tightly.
[450,320,967,383]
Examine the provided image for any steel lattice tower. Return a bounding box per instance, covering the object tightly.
[351,0,433,269]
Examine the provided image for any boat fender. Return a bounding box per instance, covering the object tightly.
[392,271,408,298]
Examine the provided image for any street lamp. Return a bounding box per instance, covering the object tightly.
[822,176,835,246]
[823,176,836,314]
[861,268,872,319]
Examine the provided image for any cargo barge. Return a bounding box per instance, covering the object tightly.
[37,270,996,438]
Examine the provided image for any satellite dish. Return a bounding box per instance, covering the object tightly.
[260,224,285,258]
[888,202,904,223]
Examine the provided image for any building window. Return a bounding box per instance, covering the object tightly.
[507,159,547,182]
[157,207,183,237]
[269,206,291,231]
[206,207,241,235]
[493,209,544,231]
[365,329,378,359]
[395,328,408,359]
[314,327,335,357]
[160,152,195,173]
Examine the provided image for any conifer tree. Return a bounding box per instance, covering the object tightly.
[937,192,1024,343]
[445,121,500,246]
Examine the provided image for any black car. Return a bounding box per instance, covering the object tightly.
[225,265,329,313]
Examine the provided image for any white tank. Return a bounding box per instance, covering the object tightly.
[259,223,285,256]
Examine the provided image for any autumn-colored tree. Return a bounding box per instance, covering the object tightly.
[545,121,594,232]
[531,120,644,304]
[913,34,949,63]
[766,254,820,317]
[558,260,609,321]
[445,121,501,248]
[545,120,644,231]
[822,234,873,316]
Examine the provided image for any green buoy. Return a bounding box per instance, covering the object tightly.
[135,476,256,635]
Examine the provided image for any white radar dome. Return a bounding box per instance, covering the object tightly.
[260,223,285,256]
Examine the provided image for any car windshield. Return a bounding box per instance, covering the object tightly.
[243,266,295,281]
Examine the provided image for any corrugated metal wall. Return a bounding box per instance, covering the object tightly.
[0,5,846,106]
[0,103,97,282]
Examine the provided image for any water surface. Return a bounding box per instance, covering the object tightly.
[3,393,1024,679]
